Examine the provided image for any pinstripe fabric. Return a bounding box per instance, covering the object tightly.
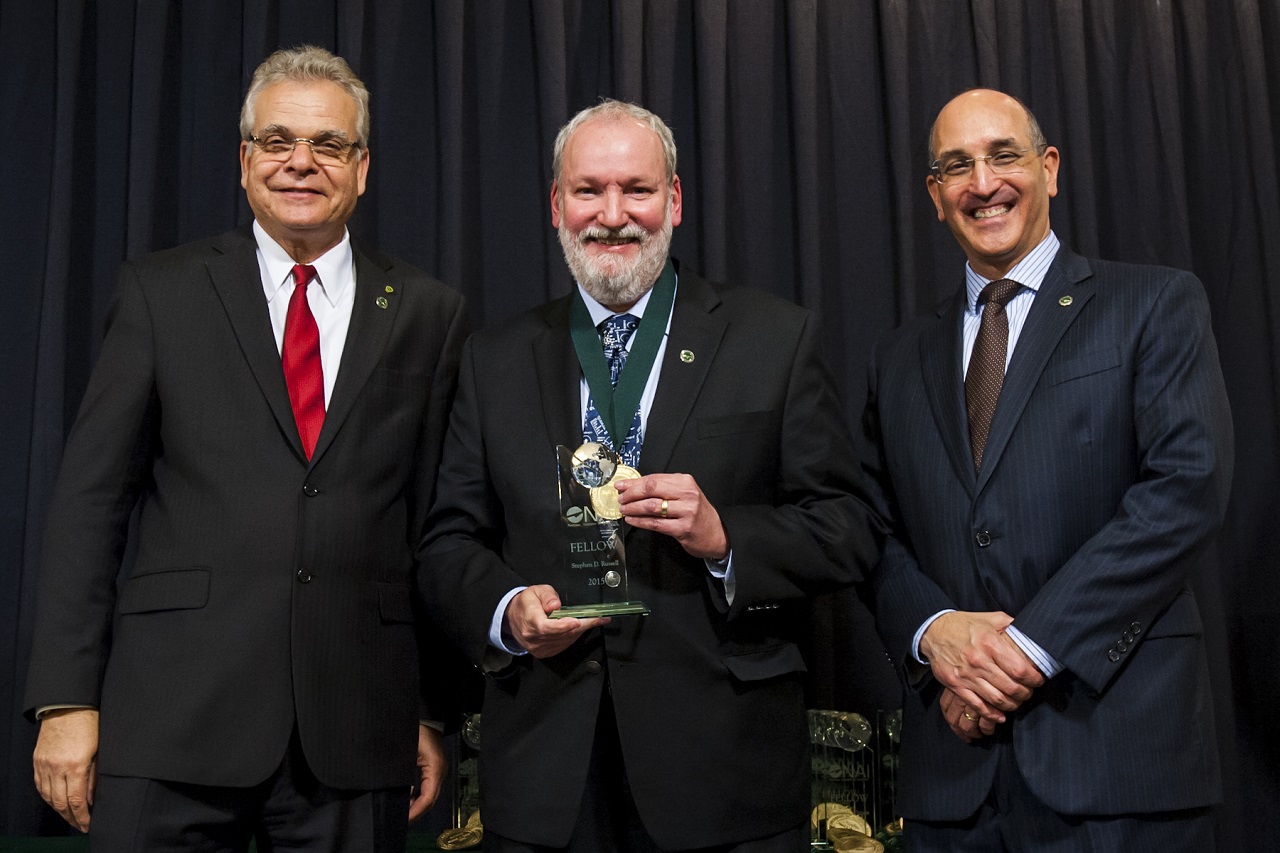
[860,247,1233,821]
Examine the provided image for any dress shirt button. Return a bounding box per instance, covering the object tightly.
[1107,648,1121,662]
[303,483,319,497]
[975,531,992,547]
[585,661,602,674]
[296,569,312,584]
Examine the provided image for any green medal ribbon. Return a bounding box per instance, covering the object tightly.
[569,258,677,449]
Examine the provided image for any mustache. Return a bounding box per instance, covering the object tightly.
[576,223,650,243]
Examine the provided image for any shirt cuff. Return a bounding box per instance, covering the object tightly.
[35,705,96,721]
[705,550,735,606]
[912,609,956,664]
[1006,624,1064,678]
[489,586,529,656]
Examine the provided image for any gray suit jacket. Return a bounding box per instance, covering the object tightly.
[860,247,1233,819]
[25,226,468,790]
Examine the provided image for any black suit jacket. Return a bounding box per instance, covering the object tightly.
[419,263,883,848]
[860,247,1233,819]
[25,226,468,790]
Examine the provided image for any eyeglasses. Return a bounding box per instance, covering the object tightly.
[247,134,362,165]
[930,144,1046,182]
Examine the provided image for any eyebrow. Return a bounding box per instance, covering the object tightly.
[936,137,1022,159]
[259,123,353,142]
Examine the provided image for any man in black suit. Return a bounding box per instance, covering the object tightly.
[860,88,1233,851]
[25,46,467,851]
[418,100,883,852]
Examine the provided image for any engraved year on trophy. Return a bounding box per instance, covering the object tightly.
[550,442,650,618]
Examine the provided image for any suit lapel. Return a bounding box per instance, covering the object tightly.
[532,296,583,451]
[976,250,1095,491]
[206,228,305,459]
[638,269,727,475]
[920,293,975,490]
[310,243,398,464]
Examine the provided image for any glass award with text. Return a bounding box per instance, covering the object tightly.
[549,443,650,618]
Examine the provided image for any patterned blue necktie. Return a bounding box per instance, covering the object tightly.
[583,313,644,467]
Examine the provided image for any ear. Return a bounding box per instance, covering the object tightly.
[1042,146,1060,198]
[926,175,945,222]
[668,174,683,228]
[240,140,251,190]
[550,180,562,228]
[355,146,370,197]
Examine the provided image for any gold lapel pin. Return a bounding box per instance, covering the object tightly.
[385,285,394,294]
[680,350,695,363]
[1059,295,1073,307]
[376,296,389,309]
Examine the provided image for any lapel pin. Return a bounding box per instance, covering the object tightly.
[376,296,389,309]
[680,350,695,363]
[1059,295,1073,306]
[385,285,394,293]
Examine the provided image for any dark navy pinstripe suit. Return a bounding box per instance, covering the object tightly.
[860,247,1232,820]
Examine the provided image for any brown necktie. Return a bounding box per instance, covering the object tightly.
[966,278,1022,471]
[282,264,324,459]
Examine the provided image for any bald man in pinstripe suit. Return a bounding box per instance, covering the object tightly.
[859,89,1232,851]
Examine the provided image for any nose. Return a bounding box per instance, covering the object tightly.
[285,140,320,171]
[598,187,628,229]
[968,157,999,193]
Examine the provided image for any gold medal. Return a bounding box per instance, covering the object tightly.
[590,464,640,519]
[570,442,618,488]
[436,827,482,850]
[811,802,854,829]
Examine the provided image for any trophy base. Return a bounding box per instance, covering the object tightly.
[549,601,650,618]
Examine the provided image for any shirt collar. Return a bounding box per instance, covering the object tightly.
[254,220,354,308]
[965,230,1060,313]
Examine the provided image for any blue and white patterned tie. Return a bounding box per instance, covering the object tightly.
[583,313,644,467]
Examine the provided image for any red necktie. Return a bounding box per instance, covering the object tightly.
[283,264,324,459]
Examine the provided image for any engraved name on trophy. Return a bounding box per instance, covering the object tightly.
[550,442,650,618]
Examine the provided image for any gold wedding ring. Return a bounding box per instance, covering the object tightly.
[963,711,978,722]
[660,498,669,518]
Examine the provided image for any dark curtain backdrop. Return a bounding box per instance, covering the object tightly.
[3,0,1277,847]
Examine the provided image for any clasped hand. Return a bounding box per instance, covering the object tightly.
[919,611,1046,743]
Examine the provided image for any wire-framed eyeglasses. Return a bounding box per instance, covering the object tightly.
[930,144,1046,182]
[247,134,363,165]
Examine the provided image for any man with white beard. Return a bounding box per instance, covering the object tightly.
[418,100,884,853]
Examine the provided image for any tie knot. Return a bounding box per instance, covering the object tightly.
[292,264,318,288]
[979,278,1022,309]
[598,313,639,350]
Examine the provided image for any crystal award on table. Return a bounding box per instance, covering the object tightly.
[549,443,650,618]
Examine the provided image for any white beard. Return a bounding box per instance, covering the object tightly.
[559,208,673,309]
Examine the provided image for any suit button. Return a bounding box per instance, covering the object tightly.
[1130,622,1142,635]
[585,661,602,674]
[1116,640,1128,653]
[1122,631,1134,644]
[296,570,312,584]
[975,531,992,547]
[303,483,319,497]
[1107,648,1121,662]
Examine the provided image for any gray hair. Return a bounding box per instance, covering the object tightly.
[240,45,371,148]
[927,90,1047,167]
[553,99,678,186]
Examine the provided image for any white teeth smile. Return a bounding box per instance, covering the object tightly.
[594,237,635,246]
[973,204,1011,220]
